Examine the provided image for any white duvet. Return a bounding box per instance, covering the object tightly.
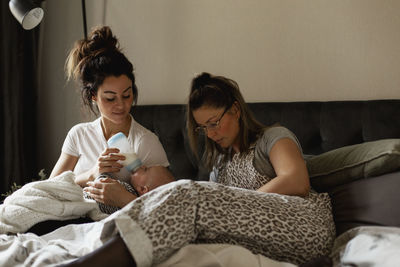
[0,171,107,234]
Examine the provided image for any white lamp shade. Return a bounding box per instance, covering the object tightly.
[9,0,44,30]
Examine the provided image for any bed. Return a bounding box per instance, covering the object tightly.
[1,99,400,266]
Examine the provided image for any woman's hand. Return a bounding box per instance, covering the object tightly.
[75,148,126,187]
[84,177,136,208]
[92,148,126,177]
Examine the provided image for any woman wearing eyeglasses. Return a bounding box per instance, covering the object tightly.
[186,72,335,261]
[187,72,310,195]
[62,73,335,267]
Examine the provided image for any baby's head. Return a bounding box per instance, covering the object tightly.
[130,165,175,196]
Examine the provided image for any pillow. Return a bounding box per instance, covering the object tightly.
[328,171,400,236]
[307,139,400,191]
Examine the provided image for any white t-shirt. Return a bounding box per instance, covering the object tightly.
[62,115,169,182]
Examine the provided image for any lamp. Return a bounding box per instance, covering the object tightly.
[9,0,44,30]
[9,0,88,39]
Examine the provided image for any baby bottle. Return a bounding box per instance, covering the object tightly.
[107,132,143,178]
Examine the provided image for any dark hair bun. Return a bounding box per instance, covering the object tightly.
[81,26,120,58]
[65,26,122,82]
[192,72,212,88]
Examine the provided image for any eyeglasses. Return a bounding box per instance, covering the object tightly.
[195,105,230,135]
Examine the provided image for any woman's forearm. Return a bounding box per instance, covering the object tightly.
[257,174,310,197]
[265,138,311,197]
[118,191,137,208]
[75,169,96,187]
[49,153,79,179]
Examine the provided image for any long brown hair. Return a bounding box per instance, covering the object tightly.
[187,72,266,170]
[65,26,138,115]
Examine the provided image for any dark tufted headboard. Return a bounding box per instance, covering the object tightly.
[131,100,400,181]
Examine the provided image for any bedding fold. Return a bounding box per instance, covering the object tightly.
[0,171,107,234]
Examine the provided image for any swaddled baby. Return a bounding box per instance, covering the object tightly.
[84,166,175,214]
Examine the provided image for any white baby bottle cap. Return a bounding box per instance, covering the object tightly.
[107,132,130,153]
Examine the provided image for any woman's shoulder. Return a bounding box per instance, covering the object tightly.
[256,126,301,153]
[130,117,158,139]
[67,118,101,137]
[260,126,296,140]
[62,118,102,155]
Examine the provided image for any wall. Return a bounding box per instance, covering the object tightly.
[37,0,400,174]
[106,0,400,103]
[37,0,105,175]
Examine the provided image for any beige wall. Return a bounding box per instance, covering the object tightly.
[37,0,104,174]
[106,0,400,103]
[37,0,400,173]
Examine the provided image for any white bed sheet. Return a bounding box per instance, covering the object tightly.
[331,226,400,267]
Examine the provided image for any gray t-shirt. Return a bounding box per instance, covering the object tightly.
[210,126,302,181]
[253,126,302,178]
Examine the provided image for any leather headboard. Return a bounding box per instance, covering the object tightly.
[131,100,400,180]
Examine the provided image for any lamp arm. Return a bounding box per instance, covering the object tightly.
[81,0,88,39]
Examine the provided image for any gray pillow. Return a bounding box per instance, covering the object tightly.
[328,171,400,236]
[307,139,400,191]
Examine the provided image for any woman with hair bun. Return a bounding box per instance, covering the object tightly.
[50,26,169,209]
[62,73,334,267]
[185,72,335,261]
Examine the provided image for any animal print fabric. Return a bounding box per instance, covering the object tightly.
[217,149,271,190]
[217,149,336,259]
[114,149,335,266]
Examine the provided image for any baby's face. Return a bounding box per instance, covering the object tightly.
[130,165,173,192]
[130,166,151,188]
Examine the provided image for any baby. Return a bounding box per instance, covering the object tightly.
[84,165,175,214]
[130,165,175,196]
